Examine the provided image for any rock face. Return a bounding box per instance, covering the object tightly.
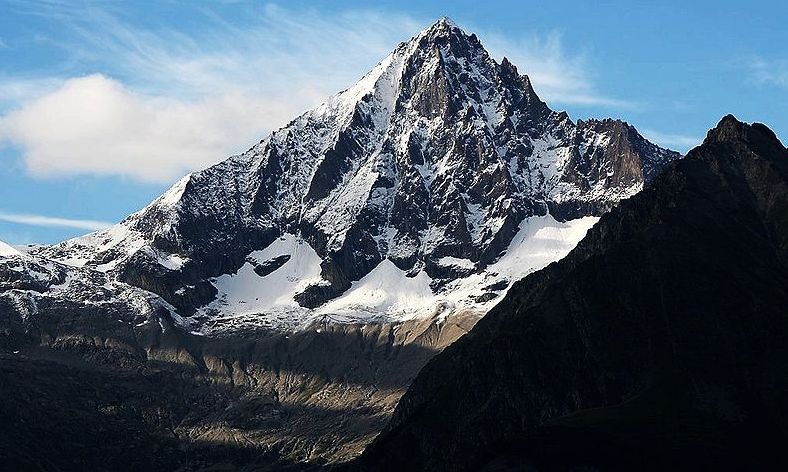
[0,311,479,470]
[0,18,682,470]
[354,116,788,471]
[33,18,678,333]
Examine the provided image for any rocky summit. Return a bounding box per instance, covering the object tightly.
[21,18,677,335]
[1,19,681,471]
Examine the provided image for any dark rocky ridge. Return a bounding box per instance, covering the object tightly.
[353,115,788,471]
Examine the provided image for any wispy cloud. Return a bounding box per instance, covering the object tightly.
[641,129,700,151]
[749,58,788,88]
[0,3,630,183]
[481,30,634,109]
[0,210,113,230]
[0,75,64,108]
[0,4,422,182]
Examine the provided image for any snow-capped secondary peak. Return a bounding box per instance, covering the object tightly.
[32,19,682,334]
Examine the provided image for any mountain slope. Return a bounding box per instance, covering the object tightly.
[0,18,684,469]
[34,18,679,334]
[353,116,788,471]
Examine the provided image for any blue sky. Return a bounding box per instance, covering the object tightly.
[0,0,786,244]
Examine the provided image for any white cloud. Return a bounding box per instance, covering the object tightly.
[0,4,628,183]
[641,129,700,151]
[0,210,112,230]
[0,5,422,183]
[0,74,298,181]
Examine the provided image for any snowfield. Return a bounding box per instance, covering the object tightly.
[181,215,597,334]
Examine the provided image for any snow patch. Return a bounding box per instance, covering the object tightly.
[313,215,598,326]
[319,259,436,322]
[438,214,598,312]
[156,174,190,207]
[0,240,23,258]
[438,256,475,270]
[196,234,324,327]
[492,214,597,278]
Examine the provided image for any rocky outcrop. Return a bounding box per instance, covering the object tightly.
[354,116,788,471]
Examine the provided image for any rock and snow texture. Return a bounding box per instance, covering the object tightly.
[179,215,597,334]
[17,18,680,334]
[194,234,325,332]
[0,238,176,336]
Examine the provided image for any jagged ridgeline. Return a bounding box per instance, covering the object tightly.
[354,116,788,471]
[25,18,678,335]
[1,18,681,470]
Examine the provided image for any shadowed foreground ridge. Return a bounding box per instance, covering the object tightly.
[353,115,788,471]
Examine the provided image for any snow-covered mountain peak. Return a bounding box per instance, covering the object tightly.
[431,16,459,30]
[297,17,497,135]
[28,19,682,334]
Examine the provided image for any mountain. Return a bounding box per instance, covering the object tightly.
[353,116,788,471]
[0,18,680,470]
[32,18,678,334]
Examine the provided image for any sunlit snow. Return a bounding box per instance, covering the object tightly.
[0,240,23,258]
[189,215,597,333]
